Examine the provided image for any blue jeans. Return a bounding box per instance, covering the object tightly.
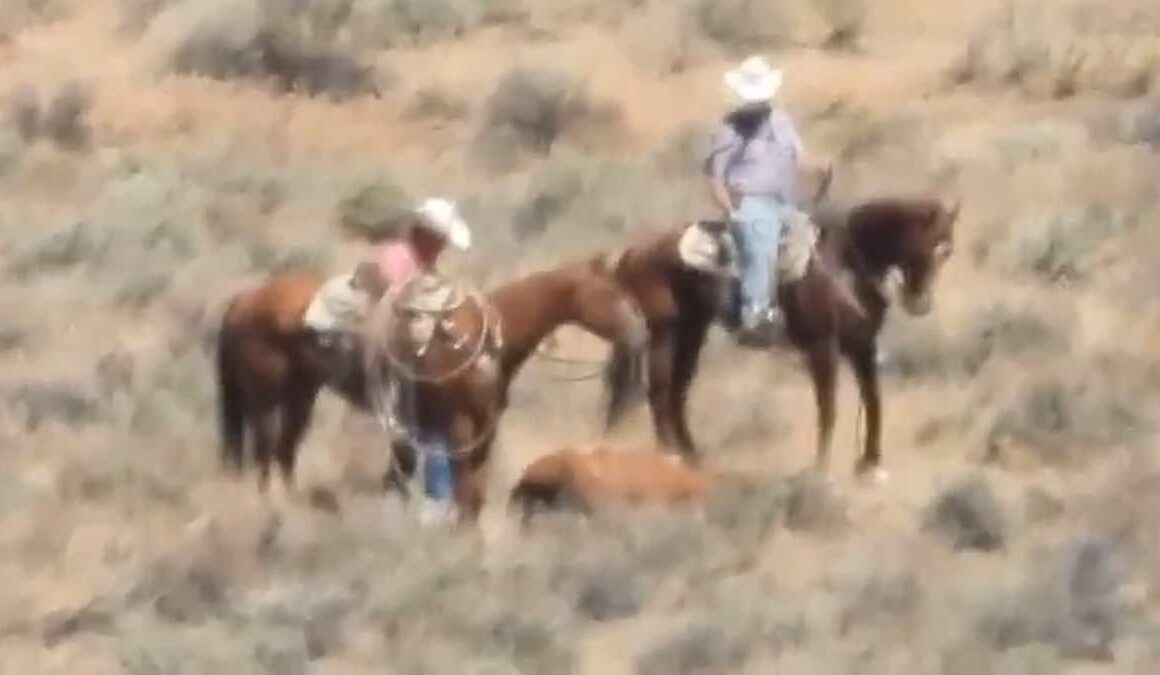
[733,195,786,327]
[417,432,454,502]
[394,378,455,503]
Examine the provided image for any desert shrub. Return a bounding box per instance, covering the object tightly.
[1114,95,1160,150]
[686,0,788,54]
[5,379,103,433]
[511,160,585,241]
[498,151,702,258]
[4,81,92,151]
[976,204,1134,285]
[335,179,414,241]
[637,594,809,674]
[883,300,1069,381]
[836,565,922,637]
[574,562,641,621]
[813,0,866,51]
[652,123,710,178]
[923,475,1007,552]
[0,0,74,39]
[7,84,39,142]
[783,472,848,534]
[947,1,1159,99]
[472,67,625,171]
[147,0,381,101]
[405,87,470,122]
[973,536,1126,661]
[41,81,93,151]
[0,327,27,354]
[988,351,1159,465]
[6,220,105,279]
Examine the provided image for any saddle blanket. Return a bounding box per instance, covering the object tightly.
[303,273,374,332]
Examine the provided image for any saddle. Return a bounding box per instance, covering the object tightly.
[386,273,466,350]
[676,209,819,285]
[303,272,374,333]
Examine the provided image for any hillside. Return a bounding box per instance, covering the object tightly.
[3,0,1160,672]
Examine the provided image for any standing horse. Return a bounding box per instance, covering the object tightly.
[214,260,648,500]
[601,195,959,480]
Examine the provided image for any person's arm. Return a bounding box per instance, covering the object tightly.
[352,260,388,299]
[777,111,832,205]
[703,125,741,218]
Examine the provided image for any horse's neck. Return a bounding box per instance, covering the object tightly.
[490,272,572,375]
[832,218,892,281]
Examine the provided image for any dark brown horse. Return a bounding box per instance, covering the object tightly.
[600,195,960,481]
[214,259,648,505]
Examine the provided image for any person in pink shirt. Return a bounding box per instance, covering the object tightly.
[368,197,472,525]
[374,197,472,290]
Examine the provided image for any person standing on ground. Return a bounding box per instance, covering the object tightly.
[371,198,473,524]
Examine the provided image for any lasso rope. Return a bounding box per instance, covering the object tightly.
[531,350,609,382]
[363,273,505,461]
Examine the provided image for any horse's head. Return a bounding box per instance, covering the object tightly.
[891,197,959,316]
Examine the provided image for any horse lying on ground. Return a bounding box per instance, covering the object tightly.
[509,444,711,521]
[214,258,649,516]
[600,194,959,482]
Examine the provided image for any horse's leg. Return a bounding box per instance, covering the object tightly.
[848,340,886,483]
[383,439,417,497]
[646,329,679,452]
[251,405,280,494]
[805,339,839,474]
[670,317,712,460]
[450,410,490,523]
[275,379,319,495]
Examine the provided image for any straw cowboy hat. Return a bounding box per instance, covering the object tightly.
[723,55,784,105]
[415,197,472,250]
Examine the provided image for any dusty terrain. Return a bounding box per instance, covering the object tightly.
[3,0,1160,672]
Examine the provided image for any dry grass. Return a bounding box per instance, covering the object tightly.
[3,0,1160,671]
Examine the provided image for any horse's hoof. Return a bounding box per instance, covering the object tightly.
[855,465,890,485]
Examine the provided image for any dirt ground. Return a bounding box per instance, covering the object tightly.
[3,0,1160,672]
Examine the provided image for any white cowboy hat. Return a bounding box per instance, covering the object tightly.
[415,197,472,250]
[723,55,783,105]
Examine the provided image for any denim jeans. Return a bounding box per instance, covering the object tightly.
[732,195,786,327]
[393,377,455,503]
[418,433,454,502]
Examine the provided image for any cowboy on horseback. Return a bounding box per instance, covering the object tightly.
[703,55,830,346]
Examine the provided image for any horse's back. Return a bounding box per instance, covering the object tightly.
[224,270,326,335]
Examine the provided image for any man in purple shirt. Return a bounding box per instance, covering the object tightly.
[703,55,819,345]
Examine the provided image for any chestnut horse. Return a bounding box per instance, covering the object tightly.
[600,195,959,480]
[214,260,648,502]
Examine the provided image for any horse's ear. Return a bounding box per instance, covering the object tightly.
[945,198,962,224]
[914,201,940,229]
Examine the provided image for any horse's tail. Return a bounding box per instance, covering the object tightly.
[602,340,647,433]
[215,304,246,472]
